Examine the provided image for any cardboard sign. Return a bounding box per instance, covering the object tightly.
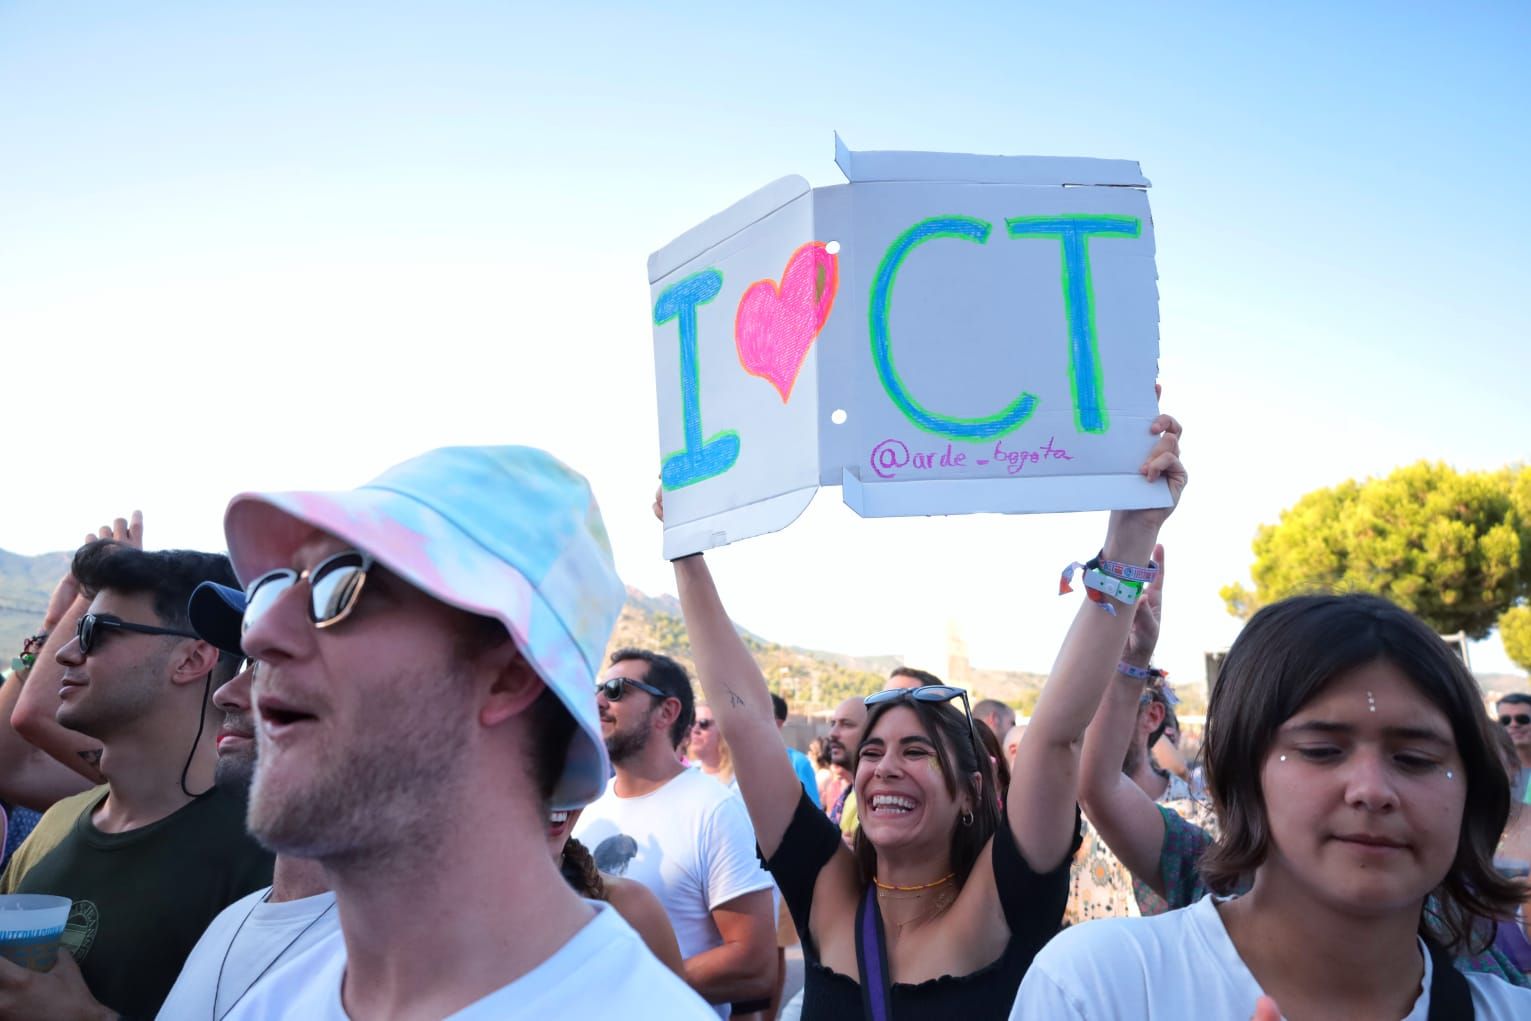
[649,135,1169,559]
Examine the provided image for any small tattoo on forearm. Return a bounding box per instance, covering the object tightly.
[78,749,102,768]
[726,689,745,708]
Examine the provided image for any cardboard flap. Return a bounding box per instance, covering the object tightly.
[835,132,1149,188]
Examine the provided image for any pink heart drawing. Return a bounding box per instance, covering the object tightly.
[734,241,839,402]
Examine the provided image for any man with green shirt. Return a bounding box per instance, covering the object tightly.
[0,541,273,1019]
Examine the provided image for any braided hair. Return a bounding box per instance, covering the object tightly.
[559,837,607,901]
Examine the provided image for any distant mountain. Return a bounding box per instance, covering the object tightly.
[606,585,898,712]
[0,548,71,654]
[606,585,1049,713]
[0,551,1110,715]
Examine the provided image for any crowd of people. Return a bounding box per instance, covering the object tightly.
[0,414,1528,1019]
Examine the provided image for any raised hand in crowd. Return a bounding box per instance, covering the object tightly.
[11,512,143,789]
[1009,416,1182,875]
[1075,542,1180,896]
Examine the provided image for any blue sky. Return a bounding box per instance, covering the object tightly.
[2,2,1527,684]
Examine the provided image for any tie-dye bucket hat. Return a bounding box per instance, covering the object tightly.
[222,446,625,810]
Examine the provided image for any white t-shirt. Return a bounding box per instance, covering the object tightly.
[221,900,714,1020]
[157,886,339,1019]
[573,767,774,1018]
[1011,895,1531,1019]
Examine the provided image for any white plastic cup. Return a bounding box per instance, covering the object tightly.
[0,894,71,971]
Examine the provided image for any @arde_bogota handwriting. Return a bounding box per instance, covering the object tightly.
[869,436,1074,480]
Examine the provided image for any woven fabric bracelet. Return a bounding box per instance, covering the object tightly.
[1090,552,1160,584]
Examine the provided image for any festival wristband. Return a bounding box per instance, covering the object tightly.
[1059,563,1143,616]
[1091,552,1159,584]
[1117,661,1158,681]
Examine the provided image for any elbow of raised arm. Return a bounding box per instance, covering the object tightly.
[1077,751,1117,808]
[10,700,45,743]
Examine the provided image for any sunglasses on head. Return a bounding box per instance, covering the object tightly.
[1500,714,1531,727]
[75,613,199,656]
[864,684,977,751]
[243,550,375,636]
[596,676,668,702]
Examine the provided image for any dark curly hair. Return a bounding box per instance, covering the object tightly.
[72,540,241,681]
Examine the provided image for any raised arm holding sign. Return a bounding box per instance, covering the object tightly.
[663,413,1185,1019]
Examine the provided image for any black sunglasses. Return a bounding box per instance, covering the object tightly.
[596,676,668,702]
[1500,714,1531,727]
[76,613,199,656]
[243,550,375,636]
[864,684,978,751]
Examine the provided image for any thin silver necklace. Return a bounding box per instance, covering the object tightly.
[213,888,335,1021]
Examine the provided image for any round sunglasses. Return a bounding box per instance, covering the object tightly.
[243,550,375,636]
[75,612,198,656]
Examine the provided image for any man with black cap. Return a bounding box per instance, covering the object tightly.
[219,446,713,1019]
[158,581,338,1019]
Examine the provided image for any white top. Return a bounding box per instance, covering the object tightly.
[157,886,339,1020]
[574,767,774,1018]
[1010,895,1531,1020]
[220,900,715,1020]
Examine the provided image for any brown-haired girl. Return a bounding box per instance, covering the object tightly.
[1014,593,1531,1018]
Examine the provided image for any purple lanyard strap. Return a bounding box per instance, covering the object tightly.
[856,884,893,1021]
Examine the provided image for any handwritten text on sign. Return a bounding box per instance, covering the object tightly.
[657,214,1139,490]
[869,437,1075,480]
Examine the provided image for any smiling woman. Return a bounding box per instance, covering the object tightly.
[660,412,1187,1019]
[1012,593,1531,1020]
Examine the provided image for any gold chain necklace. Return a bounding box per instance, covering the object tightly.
[881,884,957,934]
[872,872,954,892]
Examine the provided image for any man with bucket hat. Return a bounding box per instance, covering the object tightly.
[219,446,712,1020]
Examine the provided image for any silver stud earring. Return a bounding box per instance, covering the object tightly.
[1445,770,1454,780]
[1279,755,1287,762]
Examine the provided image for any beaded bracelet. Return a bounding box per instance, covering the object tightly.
[11,632,47,674]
